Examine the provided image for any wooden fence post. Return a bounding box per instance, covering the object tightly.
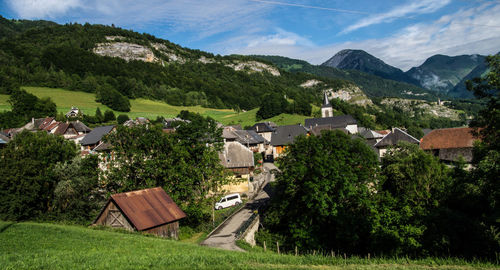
[295,246,298,256]
[276,241,280,255]
[263,241,266,252]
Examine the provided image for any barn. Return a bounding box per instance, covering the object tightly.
[93,187,186,239]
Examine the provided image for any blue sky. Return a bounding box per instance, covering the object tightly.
[1,0,500,70]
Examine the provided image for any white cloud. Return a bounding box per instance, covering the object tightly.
[226,2,500,71]
[7,0,271,40]
[7,0,82,18]
[341,0,451,34]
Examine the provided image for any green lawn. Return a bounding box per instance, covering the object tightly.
[0,221,494,269]
[0,94,10,112]
[0,87,311,127]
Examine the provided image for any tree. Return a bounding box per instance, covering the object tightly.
[95,107,103,123]
[0,89,57,128]
[0,131,78,220]
[374,142,451,256]
[103,113,229,226]
[463,54,500,257]
[52,155,104,223]
[95,84,131,112]
[256,93,288,120]
[261,130,380,253]
[117,114,129,124]
[103,110,116,122]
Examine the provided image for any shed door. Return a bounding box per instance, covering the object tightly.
[107,210,126,228]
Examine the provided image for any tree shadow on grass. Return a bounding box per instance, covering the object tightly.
[0,222,15,233]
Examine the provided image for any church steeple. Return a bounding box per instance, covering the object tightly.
[321,91,333,118]
[323,91,330,106]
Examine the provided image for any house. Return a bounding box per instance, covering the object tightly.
[358,127,385,146]
[305,115,358,134]
[161,118,191,133]
[321,91,333,118]
[80,125,115,151]
[53,122,80,139]
[123,117,150,127]
[270,124,308,157]
[219,141,255,177]
[249,122,276,142]
[234,130,266,152]
[93,187,186,239]
[420,127,479,163]
[66,107,81,118]
[374,128,420,157]
[71,120,92,134]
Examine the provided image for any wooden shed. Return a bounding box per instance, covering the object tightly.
[93,187,186,239]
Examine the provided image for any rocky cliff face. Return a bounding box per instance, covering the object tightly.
[94,42,159,63]
[300,79,372,106]
[381,98,461,120]
[94,36,280,76]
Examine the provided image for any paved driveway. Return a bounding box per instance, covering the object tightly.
[200,163,276,251]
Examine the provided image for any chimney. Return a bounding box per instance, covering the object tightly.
[32,117,34,125]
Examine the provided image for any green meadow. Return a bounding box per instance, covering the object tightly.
[0,221,494,270]
[0,87,311,127]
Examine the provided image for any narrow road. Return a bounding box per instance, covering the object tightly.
[200,163,276,251]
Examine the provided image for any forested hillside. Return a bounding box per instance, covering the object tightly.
[0,16,349,112]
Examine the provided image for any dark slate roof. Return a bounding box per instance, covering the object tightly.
[270,125,308,146]
[305,115,357,129]
[374,128,420,148]
[228,124,242,130]
[80,125,115,146]
[107,187,186,231]
[321,92,332,109]
[234,130,266,145]
[310,126,348,136]
[71,121,91,133]
[358,127,385,139]
[0,133,9,144]
[250,122,276,133]
[93,142,112,152]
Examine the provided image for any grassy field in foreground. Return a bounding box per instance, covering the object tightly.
[0,87,310,127]
[0,221,495,270]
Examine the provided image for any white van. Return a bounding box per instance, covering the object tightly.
[215,193,242,210]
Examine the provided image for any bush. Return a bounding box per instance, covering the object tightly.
[117,114,129,124]
[104,110,116,122]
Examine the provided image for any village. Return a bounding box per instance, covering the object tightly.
[0,92,481,249]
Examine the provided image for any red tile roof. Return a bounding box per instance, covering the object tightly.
[44,122,60,131]
[110,187,186,231]
[375,130,390,135]
[38,117,55,130]
[420,127,480,150]
[54,123,69,135]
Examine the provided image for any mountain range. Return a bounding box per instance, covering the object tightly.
[0,15,491,116]
[322,49,491,98]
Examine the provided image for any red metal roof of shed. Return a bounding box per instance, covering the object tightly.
[111,187,186,231]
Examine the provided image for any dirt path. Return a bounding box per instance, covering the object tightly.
[200,163,276,251]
